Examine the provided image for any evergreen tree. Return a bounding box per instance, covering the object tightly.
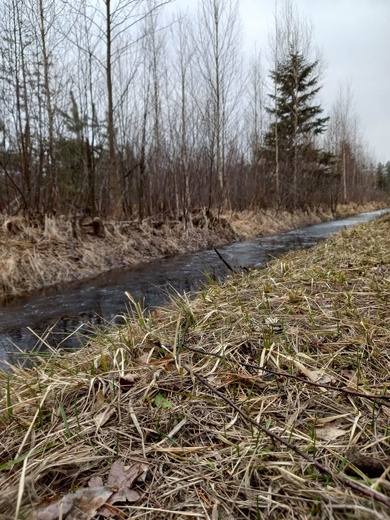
[386,162,390,192]
[377,161,390,192]
[377,162,385,190]
[264,49,329,209]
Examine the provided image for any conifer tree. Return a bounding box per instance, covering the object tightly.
[265,49,329,209]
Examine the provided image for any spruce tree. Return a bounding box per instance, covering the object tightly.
[386,162,390,192]
[378,161,390,192]
[265,49,329,209]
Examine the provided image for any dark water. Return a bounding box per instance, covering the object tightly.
[0,209,388,365]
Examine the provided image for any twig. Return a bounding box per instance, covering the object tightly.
[241,360,390,404]
[180,344,390,404]
[182,363,390,509]
[214,248,237,274]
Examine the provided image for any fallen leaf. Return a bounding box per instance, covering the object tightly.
[88,476,103,487]
[107,460,141,494]
[345,449,390,478]
[134,352,151,365]
[91,390,107,413]
[96,460,147,517]
[315,425,348,441]
[340,370,357,384]
[265,317,278,325]
[30,486,113,520]
[310,370,333,385]
[206,375,223,387]
[94,407,115,431]
[119,373,140,392]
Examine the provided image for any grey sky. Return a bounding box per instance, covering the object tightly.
[176,0,390,162]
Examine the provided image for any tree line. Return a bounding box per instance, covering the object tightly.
[0,0,386,220]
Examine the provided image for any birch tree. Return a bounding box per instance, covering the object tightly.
[195,0,242,209]
[170,13,198,220]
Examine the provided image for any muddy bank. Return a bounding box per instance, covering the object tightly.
[0,202,386,300]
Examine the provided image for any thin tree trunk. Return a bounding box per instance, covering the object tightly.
[181,71,190,223]
[214,3,223,203]
[138,99,148,222]
[342,141,347,202]
[13,0,32,211]
[105,0,120,217]
[38,0,58,212]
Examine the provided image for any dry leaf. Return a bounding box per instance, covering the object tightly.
[91,390,107,413]
[310,370,333,385]
[95,460,148,517]
[315,425,348,441]
[88,476,103,487]
[134,352,151,365]
[106,460,144,500]
[94,407,115,430]
[346,449,390,478]
[119,373,140,392]
[30,486,113,520]
[340,370,357,384]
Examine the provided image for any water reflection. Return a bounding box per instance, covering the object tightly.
[1,209,388,365]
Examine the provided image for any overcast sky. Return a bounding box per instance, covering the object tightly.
[175,0,389,162]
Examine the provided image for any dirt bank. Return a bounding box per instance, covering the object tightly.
[0,202,386,301]
[1,212,389,518]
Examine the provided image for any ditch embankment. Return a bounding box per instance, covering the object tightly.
[0,202,386,302]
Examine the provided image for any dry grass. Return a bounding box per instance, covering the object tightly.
[0,202,385,301]
[0,213,390,519]
[227,202,386,239]
[0,211,235,300]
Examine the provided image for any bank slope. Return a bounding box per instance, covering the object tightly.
[0,202,385,301]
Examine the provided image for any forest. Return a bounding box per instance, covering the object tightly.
[0,0,389,221]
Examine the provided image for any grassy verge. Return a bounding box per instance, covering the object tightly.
[0,202,386,301]
[0,213,389,519]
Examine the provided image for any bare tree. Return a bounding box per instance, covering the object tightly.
[267,2,282,205]
[245,48,268,208]
[1,0,34,212]
[26,0,66,211]
[169,12,196,221]
[332,83,355,202]
[63,0,172,217]
[326,83,376,204]
[195,0,242,209]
